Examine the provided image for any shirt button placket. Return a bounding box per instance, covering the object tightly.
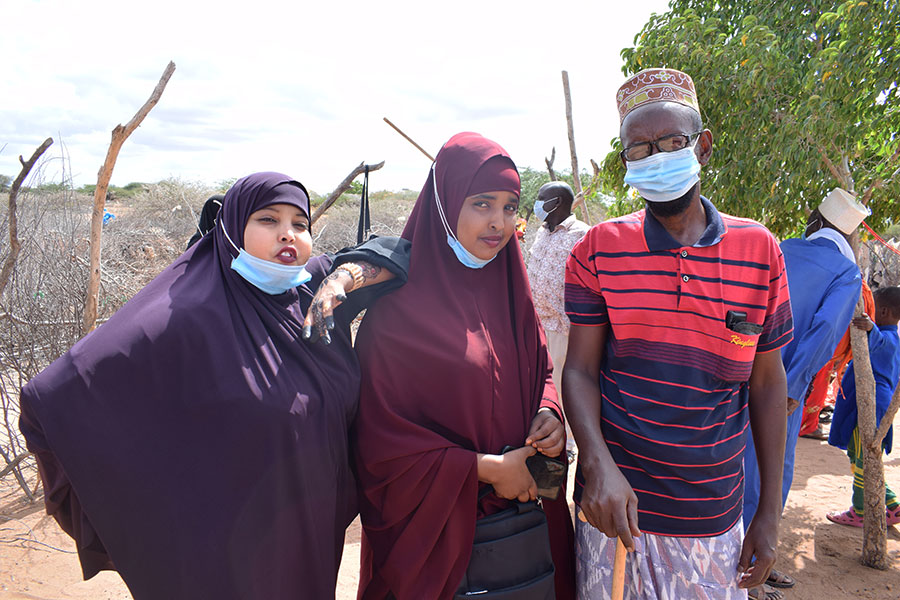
[676,250,690,308]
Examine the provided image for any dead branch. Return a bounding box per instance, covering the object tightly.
[590,159,601,178]
[561,71,591,222]
[0,452,32,479]
[311,161,386,225]
[83,61,176,334]
[0,138,54,299]
[545,147,557,181]
[383,118,435,162]
[873,382,900,449]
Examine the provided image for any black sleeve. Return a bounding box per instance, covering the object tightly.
[328,235,411,319]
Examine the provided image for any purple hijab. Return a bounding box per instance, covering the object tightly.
[20,172,360,599]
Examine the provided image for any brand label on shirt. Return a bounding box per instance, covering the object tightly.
[730,334,757,348]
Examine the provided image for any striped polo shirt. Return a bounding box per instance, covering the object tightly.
[564,197,793,537]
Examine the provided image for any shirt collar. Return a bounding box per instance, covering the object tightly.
[545,214,577,233]
[643,196,726,251]
[807,227,855,262]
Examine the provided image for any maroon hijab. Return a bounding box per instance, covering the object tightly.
[353,133,574,599]
[20,172,361,599]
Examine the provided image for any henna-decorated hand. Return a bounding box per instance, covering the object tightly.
[302,271,352,344]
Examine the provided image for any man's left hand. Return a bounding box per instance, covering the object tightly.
[737,512,778,589]
[525,409,565,457]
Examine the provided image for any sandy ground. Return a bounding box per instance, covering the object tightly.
[2,417,900,600]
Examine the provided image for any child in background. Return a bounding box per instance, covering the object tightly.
[826,285,900,527]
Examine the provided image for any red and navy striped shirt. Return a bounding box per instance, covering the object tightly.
[565,197,793,537]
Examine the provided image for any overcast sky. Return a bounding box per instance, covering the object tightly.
[1,0,672,196]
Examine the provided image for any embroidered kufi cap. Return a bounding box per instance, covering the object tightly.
[818,187,870,234]
[616,68,701,123]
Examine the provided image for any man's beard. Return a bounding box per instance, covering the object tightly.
[646,182,698,218]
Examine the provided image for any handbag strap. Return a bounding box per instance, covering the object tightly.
[356,166,371,244]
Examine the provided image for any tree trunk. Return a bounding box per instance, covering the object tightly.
[849,296,889,569]
[561,71,590,223]
[83,62,175,334]
[0,138,53,299]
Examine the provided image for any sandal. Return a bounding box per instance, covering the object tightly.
[887,505,900,527]
[765,568,795,588]
[748,584,785,600]
[826,508,864,528]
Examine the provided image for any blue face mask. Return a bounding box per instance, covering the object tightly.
[533,197,558,222]
[220,220,312,294]
[623,146,701,202]
[431,164,496,269]
[446,234,493,268]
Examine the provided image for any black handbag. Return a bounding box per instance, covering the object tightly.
[455,487,556,599]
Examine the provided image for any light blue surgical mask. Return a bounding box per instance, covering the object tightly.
[533,197,558,222]
[431,164,496,269]
[623,146,701,202]
[220,219,312,294]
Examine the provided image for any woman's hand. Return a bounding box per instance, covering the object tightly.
[302,271,353,344]
[477,446,538,502]
[303,261,394,344]
[525,408,565,457]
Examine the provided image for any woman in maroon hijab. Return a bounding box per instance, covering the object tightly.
[352,133,576,599]
[19,172,408,599]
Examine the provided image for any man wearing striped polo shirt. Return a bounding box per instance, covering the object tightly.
[564,68,794,599]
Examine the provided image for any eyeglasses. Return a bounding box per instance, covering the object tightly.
[620,131,703,162]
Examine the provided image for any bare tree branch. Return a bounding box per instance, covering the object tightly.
[383,118,434,162]
[545,147,557,181]
[874,382,900,448]
[0,452,32,479]
[311,161,385,224]
[0,138,54,298]
[83,61,176,334]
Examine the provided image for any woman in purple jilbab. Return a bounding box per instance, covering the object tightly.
[18,172,409,599]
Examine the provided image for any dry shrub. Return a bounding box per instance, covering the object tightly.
[1,187,91,499]
[0,179,214,498]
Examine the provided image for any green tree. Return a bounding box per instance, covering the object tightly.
[600,0,900,238]
[0,174,11,193]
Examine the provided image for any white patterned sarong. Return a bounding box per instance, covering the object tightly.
[575,518,748,600]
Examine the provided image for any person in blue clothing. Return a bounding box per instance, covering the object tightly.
[826,286,900,528]
[743,187,869,599]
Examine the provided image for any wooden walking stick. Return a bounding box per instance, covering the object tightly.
[383,117,435,162]
[579,510,627,600]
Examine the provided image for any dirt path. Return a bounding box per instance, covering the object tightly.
[2,417,899,599]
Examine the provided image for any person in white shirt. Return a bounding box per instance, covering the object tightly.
[527,181,590,456]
